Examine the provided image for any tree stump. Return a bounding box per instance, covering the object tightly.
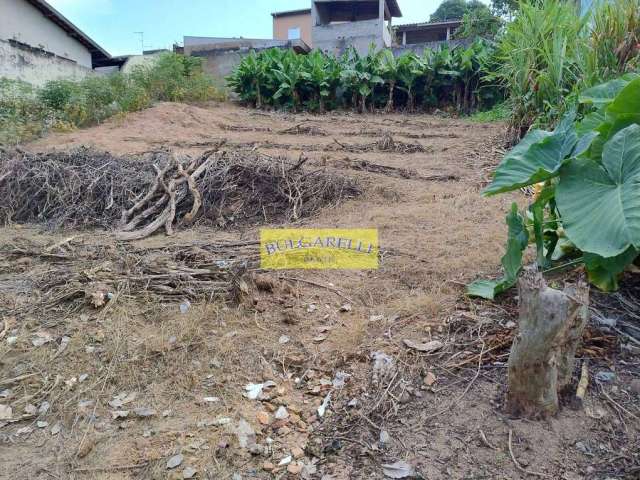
[506,268,589,418]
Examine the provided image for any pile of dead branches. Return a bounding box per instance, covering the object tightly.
[332,134,431,154]
[0,146,361,239]
[0,147,148,229]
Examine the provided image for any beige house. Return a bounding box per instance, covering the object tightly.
[272,8,313,47]
[0,0,111,85]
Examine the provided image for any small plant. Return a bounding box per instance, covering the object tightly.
[468,74,640,299]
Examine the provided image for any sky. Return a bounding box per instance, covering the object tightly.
[47,0,457,57]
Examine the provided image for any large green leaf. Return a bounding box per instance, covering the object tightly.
[556,124,640,258]
[607,77,640,121]
[579,74,638,107]
[584,247,638,291]
[483,113,578,196]
[467,203,529,299]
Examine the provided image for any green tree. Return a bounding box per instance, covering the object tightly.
[430,0,489,22]
[456,5,503,38]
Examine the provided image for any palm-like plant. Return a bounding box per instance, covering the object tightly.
[396,52,423,112]
[380,50,400,112]
[226,51,267,108]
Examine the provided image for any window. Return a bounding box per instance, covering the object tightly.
[287,27,301,40]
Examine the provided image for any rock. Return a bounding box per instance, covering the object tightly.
[292,446,305,459]
[36,421,48,428]
[595,371,616,383]
[279,335,290,344]
[424,372,437,386]
[203,397,220,403]
[6,336,17,345]
[162,410,172,417]
[248,444,265,455]
[134,407,157,418]
[0,389,10,399]
[262,462,275,472]
[0,404,12,421]
[630,379,640,395]
[288,463,303,475]
[339,304,352,312]
[257,411,271,425]
[24,404,37,416]
[182,467,197,479]
[167,454,183,469]
[111,410,130,420]
[16,426,33,436]
[51,423,62,435]
[307,304,318,313]
[379,430,391,444]
[505,321,516,329]
[235,418,256,448]
[180,300,191,314]
[278,455,292,466]
[382,461,415,479]
[275,406,289,420]
[38,401,50,414]
[403,339,443,353]
[31,332,53,347]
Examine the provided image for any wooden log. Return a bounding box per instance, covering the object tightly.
[506,268,589,418]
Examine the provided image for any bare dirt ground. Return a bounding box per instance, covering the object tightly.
[1,102,638,480]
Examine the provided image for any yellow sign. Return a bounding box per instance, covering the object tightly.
[260,228,379,270]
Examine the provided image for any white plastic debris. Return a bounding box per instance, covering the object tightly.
[317,392,331,418]
[244,381,276,400]
[279,455,292,466]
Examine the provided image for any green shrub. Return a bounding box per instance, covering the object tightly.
[0,52,223,146]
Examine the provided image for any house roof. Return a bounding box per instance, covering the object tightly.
[395,19,462,31]
[24,0,111,65]
[385,0,402,17]
[271,8,312,18]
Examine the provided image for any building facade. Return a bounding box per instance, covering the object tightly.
[0,0,111,85]
[311,0,402,55]
[272,9,313,47]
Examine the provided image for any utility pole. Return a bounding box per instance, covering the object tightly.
[134,31,144,54]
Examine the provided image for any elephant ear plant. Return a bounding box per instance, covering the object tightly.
[468,73,640,299]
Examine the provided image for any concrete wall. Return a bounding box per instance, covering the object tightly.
[184,36,287,54]
[391,39,471,56]
[0,0,92,68]
[0,39,92,86]
[313,19,387,56]
[273,13,313,46]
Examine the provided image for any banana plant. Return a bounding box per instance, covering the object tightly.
[301,50,336,112]
[396,52,423,112]
[272,51,305,110]
[380,50,400,112]
[226,51,267,108]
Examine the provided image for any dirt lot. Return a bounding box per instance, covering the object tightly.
[1,102,638,480]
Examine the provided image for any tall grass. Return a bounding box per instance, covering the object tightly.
[583,0,640,86]
[491,0,640,134]
[0,53,224,146]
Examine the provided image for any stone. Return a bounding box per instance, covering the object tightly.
[275,406,289,420]
[36,421,48,428]
[0,404,12,420]
[630,378,640,395]
[291,446,305,459]
[182,467,197,479]
[257,411,271,425]
[51,423,62,435]
[262,462,275,472]
[167,454,183,469]
[424,372,437,386]
[287,463,303,475]
[379,430,391,444]
[133,407,157,418]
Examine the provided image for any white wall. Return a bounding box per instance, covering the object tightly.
[0,0,92,68]
[0,39,92,85]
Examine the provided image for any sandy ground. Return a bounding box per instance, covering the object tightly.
[0,102,638,480]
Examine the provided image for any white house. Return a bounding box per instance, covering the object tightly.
[0,0,112,85]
